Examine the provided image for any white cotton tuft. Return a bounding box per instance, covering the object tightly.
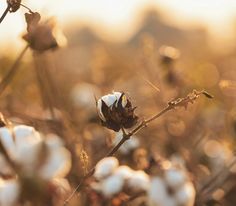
[0,125,43,173]
[94,157,119,180]
[114,165,134,179]
[175,182,196,206]
[0,179,20,206]
[100,174,124,198]
[101,93,120,107]
[148,177,169,206]
[165,168,186,189]
[126,170,150,192]
[39,135,72,180]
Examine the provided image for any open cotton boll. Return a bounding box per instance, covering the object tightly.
[39,135,71,180]
[126,170,150,193]
[174,182,196,206]
[165,168,186,189]
[0,125,43,173]
[0,179,20,206]
[114,166,134,179]
[99,174,125,198]
[94,157,119,180]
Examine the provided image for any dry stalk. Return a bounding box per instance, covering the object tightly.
[0,4,10,24]
[0,45,29,96]
[63,89,213,205]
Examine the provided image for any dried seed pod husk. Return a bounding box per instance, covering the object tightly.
[7,0,21,12]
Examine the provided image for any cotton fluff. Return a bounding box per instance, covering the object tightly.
[93,157,150,199]
[126,170,150,192]
[0,125,43,174]
[98,174,125,198]
[0,179,19,206]
[97,92,123,121]
[94,157,119,180]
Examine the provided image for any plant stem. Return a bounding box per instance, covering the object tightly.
[0,45,29,95]
[0,4,10,24]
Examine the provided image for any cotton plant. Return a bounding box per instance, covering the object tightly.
[0,124,72,205]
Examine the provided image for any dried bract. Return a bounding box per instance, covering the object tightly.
[22,12,67,52]
[97,92,138,132]
[7,0,21,12]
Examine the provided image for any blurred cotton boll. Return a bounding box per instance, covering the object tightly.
[94,157,119,180]
[0,179,20,206]
[0,125,43,174]
[92,157,150,198]
[113,165,133,179]
[113,131,140,154]
[165,168,186,189]
[147,162,195,206]
[38,134,72,180]
[94,173,125,198]
[70,82,101,109]
[126,170,150,193]
[0,125,71,180]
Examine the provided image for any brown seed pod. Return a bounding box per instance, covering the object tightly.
[7,0,21,12]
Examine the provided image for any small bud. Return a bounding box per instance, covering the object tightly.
[7,0,21,12]
[97,92,138,132]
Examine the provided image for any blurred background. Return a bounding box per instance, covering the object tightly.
[0,0,236,205]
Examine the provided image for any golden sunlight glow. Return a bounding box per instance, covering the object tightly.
[1,0,236,52]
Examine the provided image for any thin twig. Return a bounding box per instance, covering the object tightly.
[0,4,10,24]
[20,3,34,13]
[0,45,29,95]
[63,89,212,205]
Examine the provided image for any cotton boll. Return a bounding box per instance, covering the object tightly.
[175,182,196,206]
[148,177,169,206]
[114,166,134,179]
[0,179,19,206]
[0,125,43,173]
[126,170,150,193]
[165,168,186,189]
[39,135,71,180]
[100,174,125,198]
[94,157,119,180]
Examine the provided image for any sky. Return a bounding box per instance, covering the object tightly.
[1,0,236,53]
